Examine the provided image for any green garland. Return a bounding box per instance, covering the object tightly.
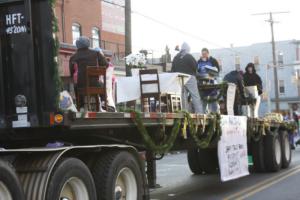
[247,119,265,142]
[282,121,298,133]
[130,111,182,154]
[184,111,221,148]
[130,110,221,153]
[50,0,62,107]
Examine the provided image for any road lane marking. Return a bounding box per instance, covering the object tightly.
[234,168,300,200]
[223,165,300,200]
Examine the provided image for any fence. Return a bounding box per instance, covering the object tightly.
[101,40,125,65]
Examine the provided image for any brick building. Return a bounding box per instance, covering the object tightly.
[54,0,125,84]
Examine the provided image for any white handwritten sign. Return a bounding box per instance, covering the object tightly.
[218,115,249,182]
[226,83,236,116]
[5,13,27,35]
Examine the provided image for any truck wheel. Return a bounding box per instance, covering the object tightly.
[264,132,282,172]
[280,130,291,169]
[0,160,24,200]
[198,148,219,174]
[46,158,97,200]
[251,138,266,172]
[187,148,219,174]
[187,148,202,174]
[92,151,144,200]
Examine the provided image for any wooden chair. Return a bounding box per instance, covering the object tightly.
[77,66,107,112]
[168,93,182,112]
[160,93,182,113]
[139,69,161,112]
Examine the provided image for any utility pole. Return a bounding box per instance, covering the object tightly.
[252,11,289,112]
[125,0,132,76]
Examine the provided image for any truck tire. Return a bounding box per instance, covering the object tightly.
[92,151,144,200]
[264,132,282,172]
[187,148,219,174]
[46,158,97,200]
[251,138,266,172]
[0,160,24,200]
[187,148,202,174]
[280,130,291,169]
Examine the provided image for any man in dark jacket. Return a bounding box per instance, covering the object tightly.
[69,36,108,108]
[243,63,262,117]
[223,67,245,115]
[171,42,203,113]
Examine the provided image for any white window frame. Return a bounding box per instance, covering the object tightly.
[279,80,285,94]
[72,23,81,45]
[91,27,100,48]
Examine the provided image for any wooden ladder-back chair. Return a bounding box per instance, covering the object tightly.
[77,66,107,112]
[139,69,161,112]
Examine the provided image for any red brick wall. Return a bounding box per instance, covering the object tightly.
[54,0,125,77]
[101,30,125,56]
[55,0,125,45]
[102,31,124,44]
[55,0,102,44]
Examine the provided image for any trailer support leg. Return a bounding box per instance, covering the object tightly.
[146,151,158,188]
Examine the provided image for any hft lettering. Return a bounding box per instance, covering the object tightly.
[6,13,23,25]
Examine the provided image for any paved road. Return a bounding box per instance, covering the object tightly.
[150,148,300,200]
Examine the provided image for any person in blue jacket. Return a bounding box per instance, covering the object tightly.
[197,48,220,113]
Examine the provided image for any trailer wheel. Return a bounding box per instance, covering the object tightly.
[187,148,202,174]
[92,151,144,200]
[0,160,24,200]
[251,138,266,172]
[187,148,219,174]
[264,132,282,172]
[46,158,97,200]
[280,130,291,169]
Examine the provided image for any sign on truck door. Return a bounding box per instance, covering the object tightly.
[0,1,38,128]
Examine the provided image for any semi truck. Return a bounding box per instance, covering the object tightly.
[0,0,294,200]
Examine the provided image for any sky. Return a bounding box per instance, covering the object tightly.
[131,0,300,56]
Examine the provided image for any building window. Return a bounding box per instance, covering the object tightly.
[278,52,284,66]
[279,80,285,94]
[254,56,260,65]
[72,23,81,45]
[254,56,260,71]
[91,27,100,48]
[217,58,222,71]
[235,55,241,69]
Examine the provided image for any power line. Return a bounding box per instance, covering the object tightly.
[102,0,125,8]
[102,0,240,54]
[132,10,238,53]
[252,11,290,16]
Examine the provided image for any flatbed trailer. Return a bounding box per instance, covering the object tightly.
[0,0,295,200]
[0,110,294,200]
